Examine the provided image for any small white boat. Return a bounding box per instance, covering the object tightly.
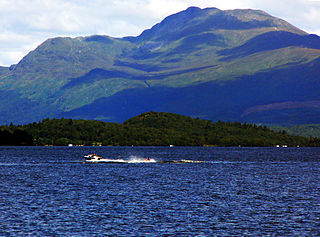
[84,154,156,163]
[84,154,110,162]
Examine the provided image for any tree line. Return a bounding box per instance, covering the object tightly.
[1,112,320,146]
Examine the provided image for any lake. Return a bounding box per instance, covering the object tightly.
[0,146,319,236]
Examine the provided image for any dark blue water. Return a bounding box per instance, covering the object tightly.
[1,147,320,236]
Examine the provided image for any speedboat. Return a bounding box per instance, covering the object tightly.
[84,154,156,163]
[84,154,106,162]
[84,154,126,163]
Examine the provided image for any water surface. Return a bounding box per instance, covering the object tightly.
[0,147,319,236]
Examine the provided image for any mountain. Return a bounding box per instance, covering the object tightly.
[0,6,320,125]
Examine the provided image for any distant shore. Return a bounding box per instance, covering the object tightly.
[1,112,320,147]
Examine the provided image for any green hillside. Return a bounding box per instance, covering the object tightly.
[0,7,320,125]
[1,112,318,146]
[271,124,320,138]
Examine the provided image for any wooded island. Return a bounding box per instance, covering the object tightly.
[1,112,319,147]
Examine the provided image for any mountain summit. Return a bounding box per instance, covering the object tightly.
[135,6,304,42]
[0,7,320,125]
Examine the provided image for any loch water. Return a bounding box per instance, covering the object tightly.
[0,146,320,236]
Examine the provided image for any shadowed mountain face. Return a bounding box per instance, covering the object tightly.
[219,31,320,60]
[0,6,319,125]
[61,57,320,125]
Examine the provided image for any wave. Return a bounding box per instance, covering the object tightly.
[84,155,205,164]
[127,155,156,163]
[157,159,204,163]
[85,155,156,163]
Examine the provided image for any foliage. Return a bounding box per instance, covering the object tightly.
[1,112,319,147]
[271,124,320,138]
[0,126,33,146]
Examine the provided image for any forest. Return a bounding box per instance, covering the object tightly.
[1,112,319,146]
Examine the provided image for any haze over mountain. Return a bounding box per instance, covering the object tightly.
[0,6,319,125]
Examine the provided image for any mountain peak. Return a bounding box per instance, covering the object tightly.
[136,6,219,42]
[184,6,201,13]
[136,7,305,43]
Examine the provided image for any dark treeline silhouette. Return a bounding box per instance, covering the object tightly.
[1,112,320,146]
[0,127,33,146]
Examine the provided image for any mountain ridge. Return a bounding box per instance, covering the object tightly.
[0,6,319,125]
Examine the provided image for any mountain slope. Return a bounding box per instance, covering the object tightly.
[0,6,319,125]
[0,66,9,76]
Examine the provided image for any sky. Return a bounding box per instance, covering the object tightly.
[0,0,320,66]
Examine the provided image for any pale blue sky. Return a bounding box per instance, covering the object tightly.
[0,0,319,66]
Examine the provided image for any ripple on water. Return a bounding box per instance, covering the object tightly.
[0,147,320,235]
